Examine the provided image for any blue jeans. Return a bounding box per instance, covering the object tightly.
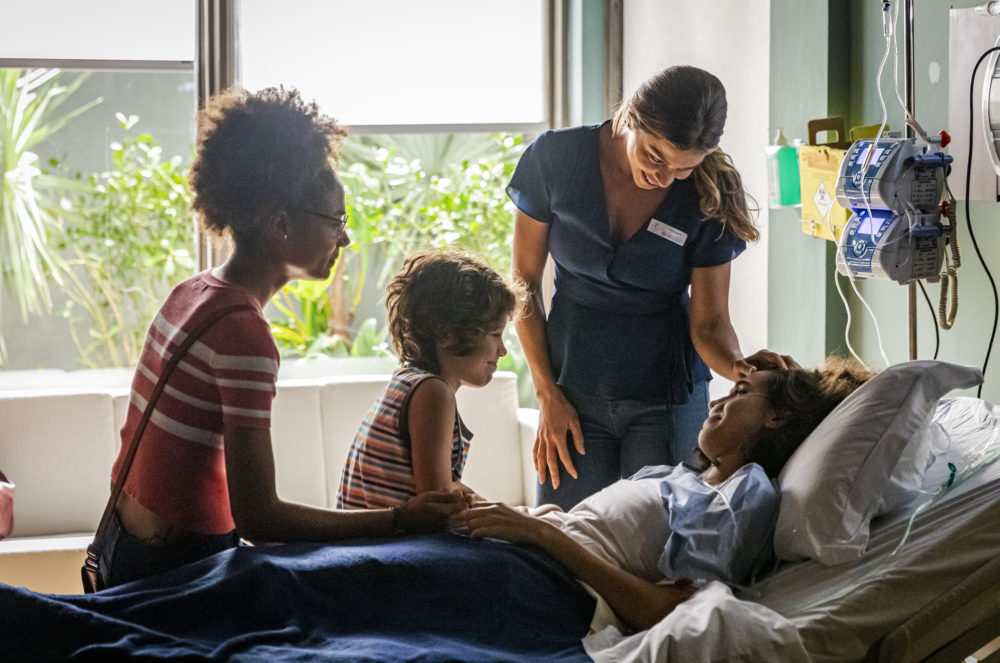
[98,511,240,588]
[535,381,709,510]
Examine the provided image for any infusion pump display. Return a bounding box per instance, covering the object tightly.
[834,136,952,285]
[836,138,949,213]
[835,209,946,283]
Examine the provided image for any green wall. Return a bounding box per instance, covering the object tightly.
[770,1,1000,402]
[767,0,848,367]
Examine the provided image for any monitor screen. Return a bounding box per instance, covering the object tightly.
[855,145,885,167]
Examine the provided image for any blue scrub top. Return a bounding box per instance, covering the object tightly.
[506,124,746,402]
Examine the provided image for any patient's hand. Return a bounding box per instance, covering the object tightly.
[454,501,555,546]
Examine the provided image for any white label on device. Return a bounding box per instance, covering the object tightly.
[648,219,687,245]
[813,182,834,220]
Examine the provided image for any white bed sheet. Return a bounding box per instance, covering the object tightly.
[584,582,809,663]
[585,397,1000,663]
[751,397,1000,662]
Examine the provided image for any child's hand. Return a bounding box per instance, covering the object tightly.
[397,490,466,533]
[450,481,483,506]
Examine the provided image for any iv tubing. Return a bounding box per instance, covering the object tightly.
[840,3,894,369]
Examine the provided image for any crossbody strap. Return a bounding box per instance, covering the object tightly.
[84,303,257,574]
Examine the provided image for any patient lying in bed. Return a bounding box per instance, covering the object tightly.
[8,360,991,663]
[534,461,778,588]
[457,359,873,632]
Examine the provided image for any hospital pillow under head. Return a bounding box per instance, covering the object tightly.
[773,360,983,567]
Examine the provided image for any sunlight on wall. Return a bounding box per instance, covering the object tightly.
[622,0,771,399]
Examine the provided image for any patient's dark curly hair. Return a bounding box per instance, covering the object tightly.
[189,86,347,251]
[696,358,876,478]
[386,249,527,373]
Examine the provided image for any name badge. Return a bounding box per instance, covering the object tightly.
[648,218,687,246]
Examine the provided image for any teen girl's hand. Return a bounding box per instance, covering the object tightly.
[534,388,585,489]
[395,490,467,533]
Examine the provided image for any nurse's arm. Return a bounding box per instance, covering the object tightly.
[689,262,749,382]
[512,210,558,403]
[513,210,584,486]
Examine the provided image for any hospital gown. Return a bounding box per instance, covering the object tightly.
[540,462,779,587]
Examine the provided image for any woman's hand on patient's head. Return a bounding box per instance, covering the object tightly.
[737,349,800,377]
[397,490,467,533]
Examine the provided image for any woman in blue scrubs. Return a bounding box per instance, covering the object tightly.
[508,65,795,509]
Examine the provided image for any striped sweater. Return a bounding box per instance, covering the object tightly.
[111,271,278,535]
[337,367,472,509]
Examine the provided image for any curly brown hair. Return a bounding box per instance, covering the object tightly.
[386,250,527,373]
[695,357,876,478]
[189,86,348,251]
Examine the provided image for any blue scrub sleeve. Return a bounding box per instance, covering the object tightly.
[658,463,779,586]
[506,134,553,223]
[688,217,747,269]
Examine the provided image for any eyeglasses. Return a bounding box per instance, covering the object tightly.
[289,208,349,233]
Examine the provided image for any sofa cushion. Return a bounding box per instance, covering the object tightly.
[0,392,118,537]
[457,372,524,505]
[270,381,328,508]
[319,376,394,508]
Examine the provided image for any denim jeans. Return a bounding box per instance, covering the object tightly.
[98,511,240,588]
[535,381,709,510]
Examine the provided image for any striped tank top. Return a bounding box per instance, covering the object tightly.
[336,367,472,509]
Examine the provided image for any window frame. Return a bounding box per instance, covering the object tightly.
[0,0,568,270]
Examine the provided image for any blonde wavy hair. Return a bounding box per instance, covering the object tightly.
[612,66,759,243]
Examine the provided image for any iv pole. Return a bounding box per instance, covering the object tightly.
[904,0,918,360]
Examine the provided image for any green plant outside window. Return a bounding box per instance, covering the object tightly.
[1,70,534,403]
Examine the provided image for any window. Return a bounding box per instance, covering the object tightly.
[237,0,546,132]
[0,1,194,65]
[0,2,196,370]
[0,1,549,397]
[236,2,544,399]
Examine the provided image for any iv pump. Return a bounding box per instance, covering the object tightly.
[834,135,953,285]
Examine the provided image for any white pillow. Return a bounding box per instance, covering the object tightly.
[773,360,983,566]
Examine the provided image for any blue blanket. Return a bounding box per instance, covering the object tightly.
[0,534,595,662]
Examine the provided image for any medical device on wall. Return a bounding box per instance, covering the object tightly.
[982,32,1000,178]
[948,6,1000,200]
[834,136,953,285]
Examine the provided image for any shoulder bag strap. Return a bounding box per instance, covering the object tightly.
[83,303,257,578]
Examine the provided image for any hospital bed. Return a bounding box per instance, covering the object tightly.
[583,395,1000,662]
[0,396,998,661]
[756,396,1000,662]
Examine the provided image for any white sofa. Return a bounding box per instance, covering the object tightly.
[0,368,538,594]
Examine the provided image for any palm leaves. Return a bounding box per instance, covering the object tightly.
[0,68,101,362]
